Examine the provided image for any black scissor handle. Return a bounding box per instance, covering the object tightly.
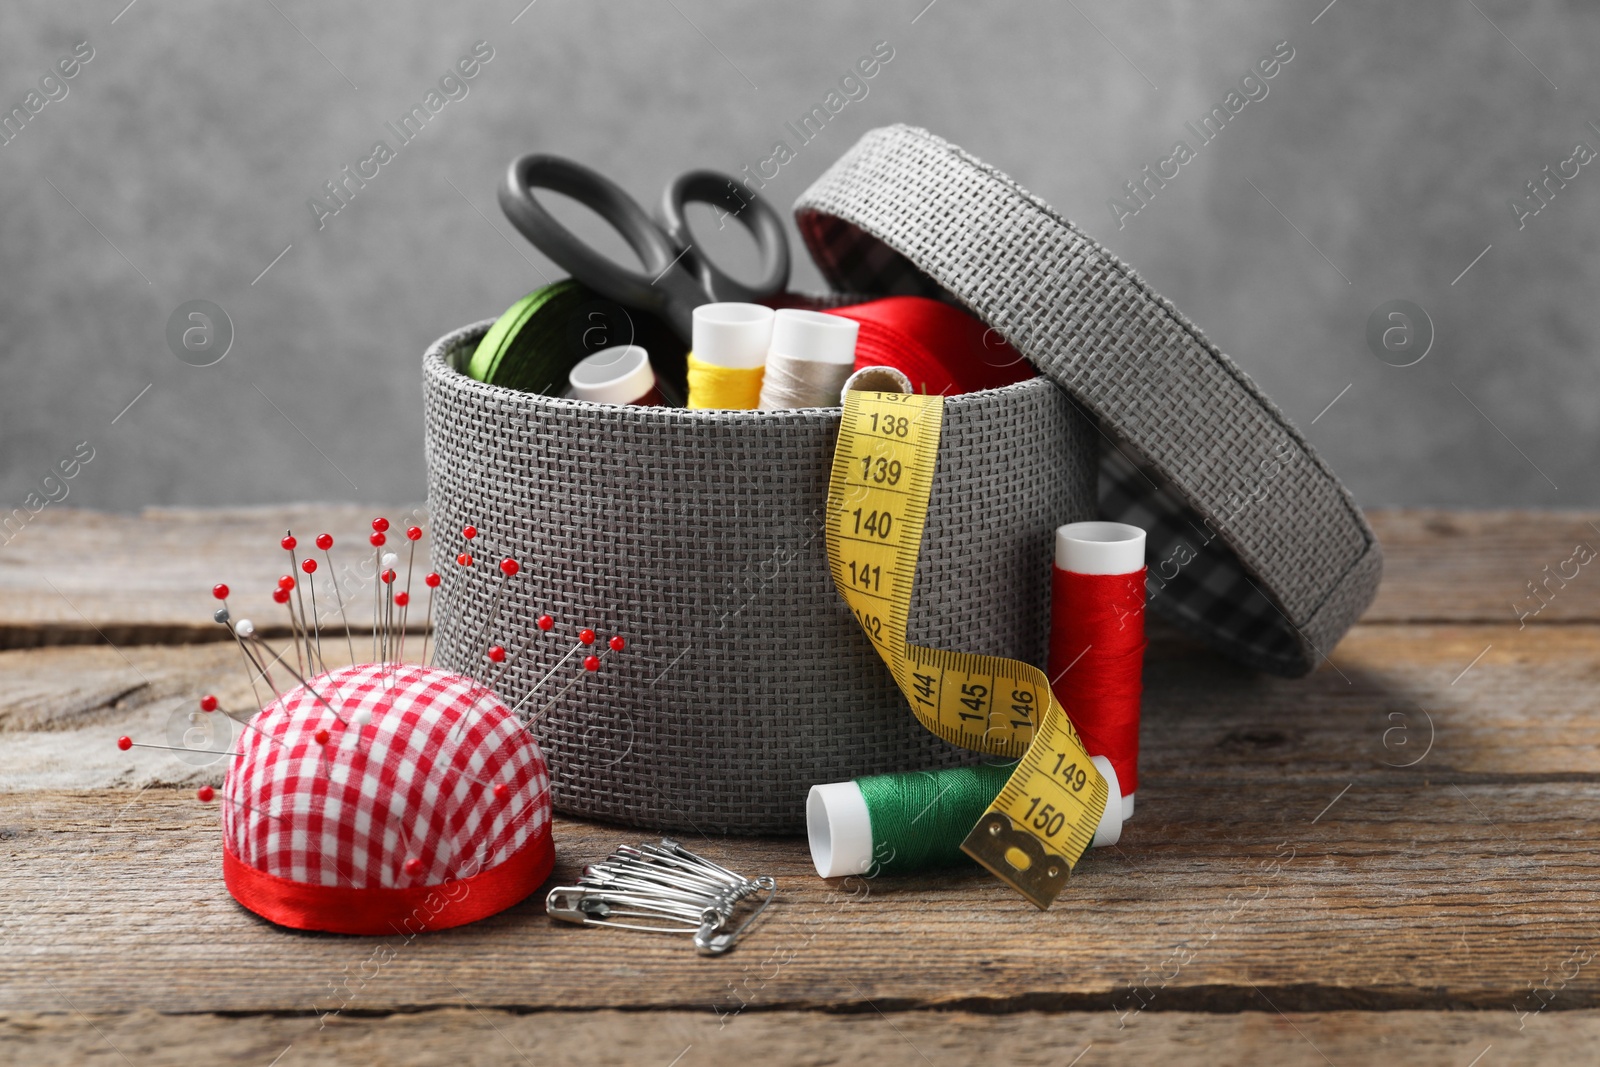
[499,154,705,340]
[658,170,790,305]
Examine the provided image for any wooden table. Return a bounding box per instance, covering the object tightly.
[3,506,1597,1065]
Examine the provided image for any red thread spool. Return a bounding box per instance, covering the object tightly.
[824,296,1037,397]
[1047,521,1147,821]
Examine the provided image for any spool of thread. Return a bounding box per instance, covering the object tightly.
[825,296,1037,396]
[757,309,860,409]
[1049,521,1147,821]
[807,757,1123,879]
[839,364,913,400]
[686,302,774,410]
[567,345,665,406]
[468,279,687,401]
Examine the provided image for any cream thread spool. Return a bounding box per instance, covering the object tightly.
[758,309,860,409]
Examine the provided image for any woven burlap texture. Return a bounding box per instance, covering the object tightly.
[423,322,1096,833]
[794,124,1382,677]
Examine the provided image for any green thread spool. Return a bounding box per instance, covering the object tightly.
[467,279,688,401]
[807,756,1124,879]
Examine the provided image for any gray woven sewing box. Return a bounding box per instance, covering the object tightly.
[421,125,1382,834]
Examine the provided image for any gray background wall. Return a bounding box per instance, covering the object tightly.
[1,0,1595,513]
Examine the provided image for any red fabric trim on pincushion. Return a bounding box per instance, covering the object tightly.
[222,827,554,935]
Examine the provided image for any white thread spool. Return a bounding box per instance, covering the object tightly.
[805,755,1123,879]
[758,309,860,409]
[691,303,774,370]
[568,345,661,405]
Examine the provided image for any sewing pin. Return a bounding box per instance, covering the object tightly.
[380,555,398,683]
[116,735,241,759]
[230,619,289,706]
[370,519,388,663]
[317,533,358,667]
[519,629,622,726]
[273,575,305,676]
[282,533,313,670]
[200,694,294,752]
[422,571,441,668]
[243,625,351,726]
[213,583,265,708]
[466,556,521,671]
[300,556,326,672]
[397,525,422,664]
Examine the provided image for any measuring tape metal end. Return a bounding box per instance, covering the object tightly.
[960,813,1071,910]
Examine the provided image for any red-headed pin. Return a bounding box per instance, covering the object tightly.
[199,694,218,713]
[316,533,333,551]
[372,517,390,533]
[301,557,317,574]
[406,526,423,541]
[537,614,554,631]
[197,785,215,803]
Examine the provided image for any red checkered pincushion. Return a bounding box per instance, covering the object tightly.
[221,663,554,935]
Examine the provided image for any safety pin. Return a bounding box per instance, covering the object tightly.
[546,839,776,955]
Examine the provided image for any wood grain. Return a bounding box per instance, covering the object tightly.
[4,505,1597,1062]
[2,506,1598,648]
[3,783,1595,1016]
[7,620,1595,790]
[1364,509,1600,624]
[0,505,426,648]
[0,1008,1576,1067]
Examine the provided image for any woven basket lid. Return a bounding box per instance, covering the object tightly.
[794,124,1381,677]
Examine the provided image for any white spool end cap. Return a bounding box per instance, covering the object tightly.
[1123,792,1135,821]
[771,308,859,365]
[1055,521,1147,575]
[840,365,913,401]
[692,303,775,369]
[568,345,657,405]
[807,781,874,878]
[1090,754,1123,847]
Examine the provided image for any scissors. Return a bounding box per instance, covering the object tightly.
[498,154,791,344]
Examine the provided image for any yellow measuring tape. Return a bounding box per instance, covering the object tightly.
[826,390,1109,909]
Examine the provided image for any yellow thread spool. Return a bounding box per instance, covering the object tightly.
[686,353,765,410]
[686,303,774,411]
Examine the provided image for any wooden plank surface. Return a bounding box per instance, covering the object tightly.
[2,505,1598,1062]
[0,1009,1578,1067]
[3,771,1596,1015]
[3,622,1593,790]
[2,507,1598,648]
